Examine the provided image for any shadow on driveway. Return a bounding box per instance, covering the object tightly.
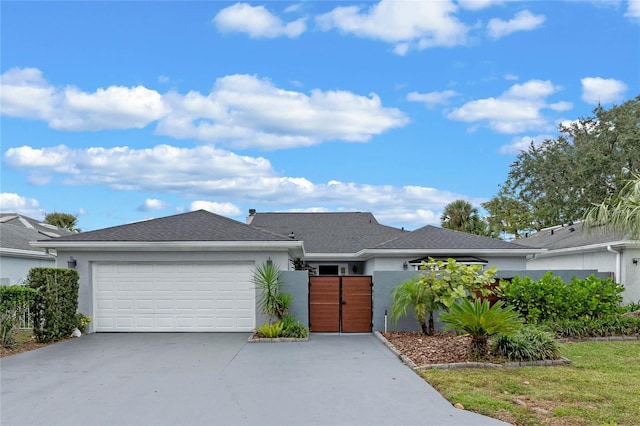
[1,333,508,425]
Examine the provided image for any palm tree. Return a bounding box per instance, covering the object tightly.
[440,200,487,235]
[584,173,640,238]
[44,212,81,232]
[439,298,523,360]
[390,277,440,335]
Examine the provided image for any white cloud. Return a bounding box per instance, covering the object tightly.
[190,200,241,216]
[54,85,167,131]
[581,77,628,104]
[137,198,167,212]
[499,134,553,155]
[3,143,471,228]
[0,67,167,131]
[504,73,519,81]
[1,68,407,150]
[157,74,408,149]
[487,10,546,39]
[447,79,567,133]
[457,0,505,11]
[627,0,640,19]
[213,3,306,38]
[0,192,43,219]
[0,67,57,120]
[316,0,469,54]
[406,90,458,108]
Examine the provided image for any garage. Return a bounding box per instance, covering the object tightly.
[93,261,256,332]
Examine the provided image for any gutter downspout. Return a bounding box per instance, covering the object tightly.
[607,245,621,283]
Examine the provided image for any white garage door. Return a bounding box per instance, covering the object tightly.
[94,262,255,332]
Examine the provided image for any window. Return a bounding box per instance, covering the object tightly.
[318,265,339,275]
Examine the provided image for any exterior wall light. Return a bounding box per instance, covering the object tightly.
[67,256,77,269]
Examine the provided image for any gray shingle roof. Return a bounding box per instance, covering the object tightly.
[249,212,407,253]
[0,214,73,252]
[375,225,533,250]
[515,222,629,250]
[45,210,292,242]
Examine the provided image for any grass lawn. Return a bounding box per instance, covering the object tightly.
[419,341,640,426]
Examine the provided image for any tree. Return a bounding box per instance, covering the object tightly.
[44,212,80,232]
[584,173,640,239]
[440,200,490,236]
[487,95,640,231]
[481,188,534,239]
[391,258,498,335]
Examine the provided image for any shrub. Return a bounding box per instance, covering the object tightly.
[255,322,284,338]
[0,285,38,348]
[440,298,523,360]
[542,316,640,338]
[281,315,308,338]
[492,325,561,361]
[623,300,640,312]
[501,273,624,323]
[26,267,79,343]
[75,313,91,333]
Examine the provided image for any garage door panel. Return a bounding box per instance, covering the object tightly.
[94,262,255,332]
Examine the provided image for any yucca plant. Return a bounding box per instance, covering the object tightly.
[440,298,523,360]
[253,262,290,322]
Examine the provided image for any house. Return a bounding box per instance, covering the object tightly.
[0,213,73,286]
[516,221,640,303]
[33,209,543,334]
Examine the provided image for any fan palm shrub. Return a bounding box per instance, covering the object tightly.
[391,277,440,335]
[440,298,523,360]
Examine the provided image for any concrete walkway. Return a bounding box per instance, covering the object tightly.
[1,333,509,425]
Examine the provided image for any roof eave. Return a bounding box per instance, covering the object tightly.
[356,248,546,259]
[31,240,305,254]
[0,247,55,260]
[530,240,640,257]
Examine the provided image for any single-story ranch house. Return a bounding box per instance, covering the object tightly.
[34,209,547,334]
[1,213,73,286]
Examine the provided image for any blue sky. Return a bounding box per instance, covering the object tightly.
[2,0,639,232]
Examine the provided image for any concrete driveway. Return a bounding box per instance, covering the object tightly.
[1,333,508,426]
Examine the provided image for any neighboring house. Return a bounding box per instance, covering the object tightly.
[517,221,640,303]
[0,213,73,286]
[33,209,543,334]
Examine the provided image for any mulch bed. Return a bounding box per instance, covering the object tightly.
[382,331,501,366]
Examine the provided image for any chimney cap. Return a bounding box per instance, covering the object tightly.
[249,209,256,215]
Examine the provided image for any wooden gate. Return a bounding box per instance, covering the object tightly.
[308,276,372,333]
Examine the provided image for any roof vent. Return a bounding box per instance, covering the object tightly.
[569,227,575,232]
[289,231,295,239]
[551,229,554,235]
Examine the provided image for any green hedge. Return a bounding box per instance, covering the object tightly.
[542,316,640,339]
[26,268,79,343]
[0,285,38,348]
[501,272,624,323]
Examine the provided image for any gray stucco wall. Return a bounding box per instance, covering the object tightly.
[255,270,309,328]
[281,271,310,328]
[0,256,56,286]
[372,271,423,332]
